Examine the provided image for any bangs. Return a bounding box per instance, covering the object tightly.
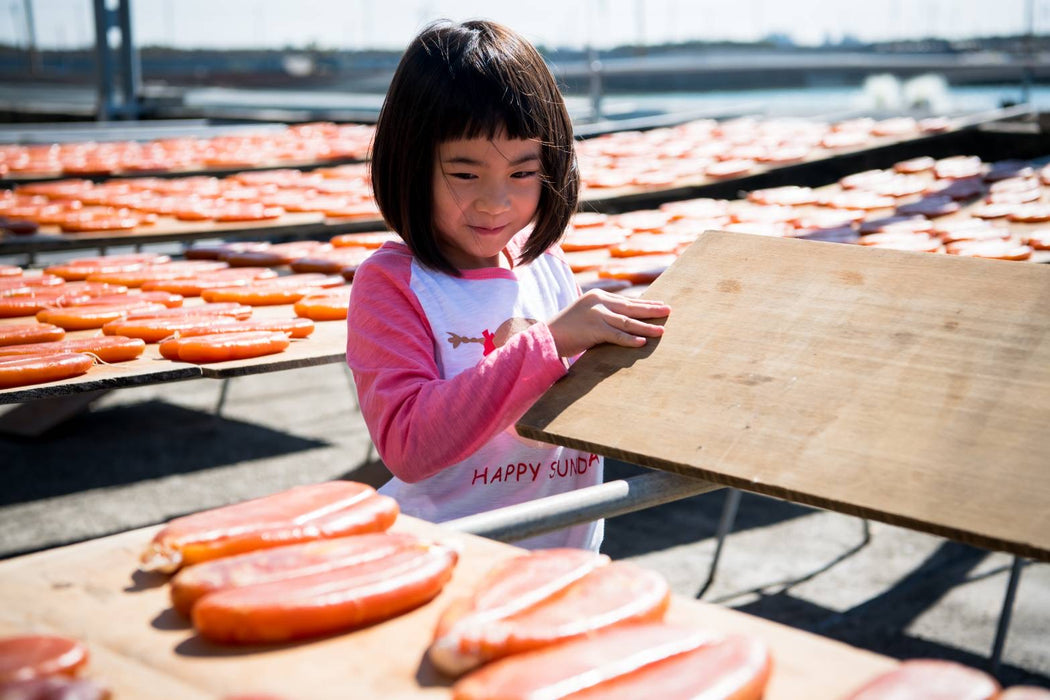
[434,72,548,144]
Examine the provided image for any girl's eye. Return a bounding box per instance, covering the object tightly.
[448,172,477,180]
[512,170,538,179]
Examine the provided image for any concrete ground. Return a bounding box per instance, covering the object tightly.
[1,360,1047,690]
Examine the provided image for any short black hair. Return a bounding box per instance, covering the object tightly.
[370,19,579,275]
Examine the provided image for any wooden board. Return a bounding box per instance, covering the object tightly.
[518,231,1050,560]
[0,516,896,699]
[0,303,348,404]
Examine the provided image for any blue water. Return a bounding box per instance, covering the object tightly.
[172,76,1045,127]
[577,82,1046,122]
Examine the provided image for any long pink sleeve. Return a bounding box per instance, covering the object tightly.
[346,252,568,483]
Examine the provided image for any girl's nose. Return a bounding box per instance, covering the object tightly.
[475,182,511,215]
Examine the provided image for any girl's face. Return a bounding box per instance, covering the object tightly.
[432,133,542,270]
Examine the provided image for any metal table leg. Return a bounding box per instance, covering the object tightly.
[214,377,231,418]
[341,363,359,411]
[696,487,742,598]
[990,555,1026,674]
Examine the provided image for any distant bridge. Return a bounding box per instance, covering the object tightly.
[551,50,1048,91]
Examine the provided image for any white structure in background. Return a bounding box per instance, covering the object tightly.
[855,73,953,114]
[282,54,315,77]
[857,74,903,111]
[902,73,953,113]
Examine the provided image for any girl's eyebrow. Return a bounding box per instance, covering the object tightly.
[442,153,541,166]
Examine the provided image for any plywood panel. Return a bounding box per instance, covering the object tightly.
[518,231,1050,560]
[0,517,895,699]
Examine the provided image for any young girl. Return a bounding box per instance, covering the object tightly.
[346,19,670,551]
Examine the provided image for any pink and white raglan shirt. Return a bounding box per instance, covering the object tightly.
[345,229,603,550]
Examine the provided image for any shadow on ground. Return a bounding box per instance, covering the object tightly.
[0,400,329,506]
[734,541,1049,689]
[338,457,393,490]
[600,458,816,558]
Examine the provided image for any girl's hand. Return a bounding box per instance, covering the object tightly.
[547,290,671,358]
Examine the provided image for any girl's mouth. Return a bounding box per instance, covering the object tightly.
[470,224,507,236]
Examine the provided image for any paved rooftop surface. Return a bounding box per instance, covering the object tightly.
[1,360,1047,690]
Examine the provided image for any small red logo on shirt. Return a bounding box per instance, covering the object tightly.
[447,317,537,356]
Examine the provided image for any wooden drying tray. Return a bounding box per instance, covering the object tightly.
[576,131,924,211]
[0,213,386,257]
[579,105,1041,213]
[518,231,1050,561]
[0,154,366,186]
[723,173,1050,264]
[0,303,348,406]
[0,516,896,699]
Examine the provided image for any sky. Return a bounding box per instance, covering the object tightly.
[1,0,1047,51]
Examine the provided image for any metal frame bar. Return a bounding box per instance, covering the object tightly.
[443,471,721,543]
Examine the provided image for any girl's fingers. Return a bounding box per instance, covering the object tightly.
[630,305,672,320]
[600,296,671,319]
[587,289,666,306]
[608,335,649,348]
[623,319,666,337]
[605,312,665,339]
[623,304,671,319]
[598,315,649,347]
